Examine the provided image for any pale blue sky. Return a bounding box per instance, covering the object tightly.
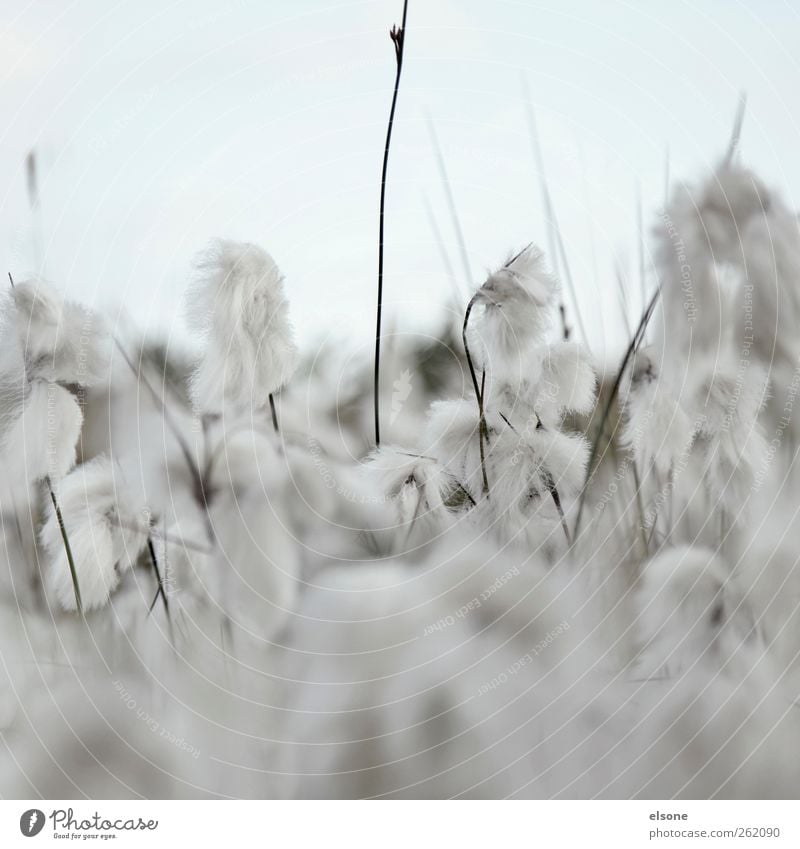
[2,0,799,367]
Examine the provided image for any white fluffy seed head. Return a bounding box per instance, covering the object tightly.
[362,446,470,545]
[693,362,769,519]
[618,346,695,477]
[655,163,772,375]
[473,245,558,357]
[424,398,495,502]
[41,456,151,611]
[535,341,597,426]
[636,546,761,679]
[479,421,586,552]
[186,239,299,414]
[695,164,771,263]
[4,279,110,386]
[0,380,83,484]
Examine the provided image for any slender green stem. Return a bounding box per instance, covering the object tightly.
[374,0,410,447]
[45,476,82,613]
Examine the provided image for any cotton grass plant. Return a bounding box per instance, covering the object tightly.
[2,41,800,799]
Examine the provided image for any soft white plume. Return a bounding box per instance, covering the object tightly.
[362,446,468,550]
[693,362,769,519]
[619,347,695,477]
[636,546,762,679]
[0,380,83,484]
[531,341,596,427]
[472,245,558,363]
[186,239,298,413]
[5,279,110,386]
[425,398,498,502]
[655,163,770,379]
[41,456,151,611]
[479,418,587,552]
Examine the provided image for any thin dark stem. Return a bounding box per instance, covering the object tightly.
[374,0,410,447]
[559,303,570,340]
[454,481,477,508]
[462,294,489,495]
[146,535,169,620]
[573,286,662,538]
[8,271,14,288]
[268,392,279,433]
[543,470,571,547]
[45,476,82,613]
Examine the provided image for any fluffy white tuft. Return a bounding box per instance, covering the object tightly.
[362,446,468,550]
[186,239,299,413]
[424,398,498,502]
[534,341,597,426]
[619,348,695,477]
[479,419,586,552]
[693,363,769,518]
[6,279,110,386]
[636,546,761,679]
[473,245,558,361]
[41,456,151,611]
[0,380,83,484]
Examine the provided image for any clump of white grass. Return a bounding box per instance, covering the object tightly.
[2,138,800,803]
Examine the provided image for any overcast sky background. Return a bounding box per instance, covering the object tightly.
[2,0,800,369]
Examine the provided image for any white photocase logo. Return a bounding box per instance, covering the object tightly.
[19,809,45,837]
[390,368,413,424]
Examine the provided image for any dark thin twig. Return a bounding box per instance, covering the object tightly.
[268,392,279,433]
[453,481,477,508]
[8,272,14,288]
[45,475,82,613]
[462,293,489,495]
[146,535,169,620]
[542,470,571,547]
[573,286,663,537]
[374,0,410,447]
